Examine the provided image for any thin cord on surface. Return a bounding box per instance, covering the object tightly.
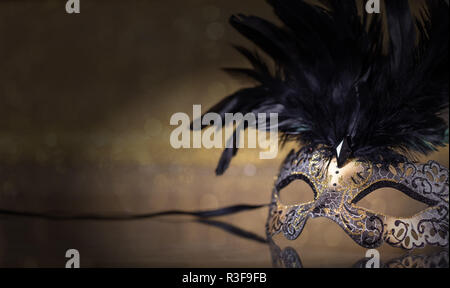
[0,204,269,221]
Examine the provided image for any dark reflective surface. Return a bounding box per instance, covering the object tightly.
[0,209,447,268]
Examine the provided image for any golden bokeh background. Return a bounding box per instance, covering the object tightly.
[0,0,447,267]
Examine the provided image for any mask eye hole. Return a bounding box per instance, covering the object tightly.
[355,187,429,217]
[279,179,315,205]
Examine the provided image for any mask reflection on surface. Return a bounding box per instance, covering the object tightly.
[268,237,449,268]
[352,249,449,268]
[266,147,449,249]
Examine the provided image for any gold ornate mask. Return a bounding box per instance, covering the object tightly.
[267,147,449,249]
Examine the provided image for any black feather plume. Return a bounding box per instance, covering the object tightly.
[197,0,449,174]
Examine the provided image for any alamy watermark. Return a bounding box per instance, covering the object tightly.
[65,249,80,268]
[365,0,380,14]
[66,0,80,14]
[365,249,380,268]
[170,105,279,159]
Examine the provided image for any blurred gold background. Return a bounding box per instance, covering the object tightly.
[0,0,448,267]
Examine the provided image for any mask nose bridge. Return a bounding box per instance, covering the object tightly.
[310,187,345,220]
[309,156,344,215]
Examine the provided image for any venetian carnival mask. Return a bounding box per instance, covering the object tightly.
[196,0,449,250]
[266,146,449,249]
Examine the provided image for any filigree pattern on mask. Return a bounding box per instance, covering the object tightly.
[267,148,449,249]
